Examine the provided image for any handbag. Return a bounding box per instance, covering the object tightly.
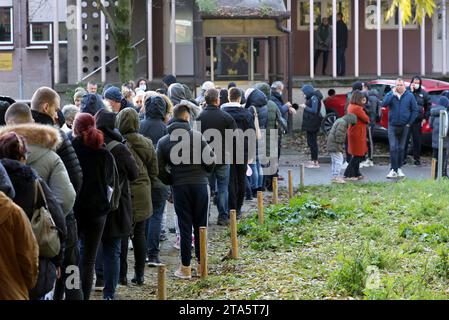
[31,180,61,259]
[251,106,262,140]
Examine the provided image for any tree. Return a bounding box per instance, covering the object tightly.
[96,0,134,84]
[387,0,437,26]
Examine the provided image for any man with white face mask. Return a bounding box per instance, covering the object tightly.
[405,76,432,166]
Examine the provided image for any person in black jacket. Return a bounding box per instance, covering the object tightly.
[404,75,432,166]
[157,104,215,279]
[95,109,139,300]
[139,96,170,266]
[29,87,84,300]
[72,113,114,300]
[336,12,348,76]
[0,132,67,300]
[222,87,255,219]
[197,89,237,225]
[81,93,105,116]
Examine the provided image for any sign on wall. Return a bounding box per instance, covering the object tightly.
[0,53,13,71]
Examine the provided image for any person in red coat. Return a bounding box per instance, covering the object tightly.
[344,90,370,180]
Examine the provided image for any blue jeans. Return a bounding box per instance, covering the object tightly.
[146,200,166,257]
[209,164,230,219]
[102,237,121,300]
[388,125,410,171]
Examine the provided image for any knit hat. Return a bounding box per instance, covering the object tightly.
[352,81,364,91]
[104,86,123,103]
[162,74,177,87]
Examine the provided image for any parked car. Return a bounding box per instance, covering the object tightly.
[322,78,449,146]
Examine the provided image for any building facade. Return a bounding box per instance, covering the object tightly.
[0,0,448,100]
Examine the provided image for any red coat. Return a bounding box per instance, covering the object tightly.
[347,104,370,157]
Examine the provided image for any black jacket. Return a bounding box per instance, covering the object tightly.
[0,158,67,299]
[245,89,269,129]
[157,120,215,186]
[302,85,324,132]
[409,76,432,121]
[72,137,114,221]
[196,104,237,164]
[81,94,105,116]
[32,110,83,194]
[139,96,170,202]
[337,20,348,49]
[96,110,139,238]
[222,103,255,164]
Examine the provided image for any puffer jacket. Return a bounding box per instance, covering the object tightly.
[302,85,324,132]
[0,124,76,216]
[430,96,449,149]
[95,110,139,238]
[116,108,159,222]
[32,110,83,195]
[245,88,268,129]
[1,158,67,299]
[0,191,39,300]
[326,114,357,153]
[0,160,14,198]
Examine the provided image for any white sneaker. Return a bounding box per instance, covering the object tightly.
[360,160,369,168]
[397,168,405,178]
[367,159,374,167]
[128,239,133,250]
[341,162,349,170]
[386,169,398,179]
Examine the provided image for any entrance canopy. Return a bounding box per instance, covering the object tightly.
[199,0,290,37]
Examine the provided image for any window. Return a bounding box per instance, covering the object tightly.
[365,0,418,30]
[59,22,68,43]
[0,7,13,44]
[30,23,52,44]
[175,0,193,43]
[297,0,351,30]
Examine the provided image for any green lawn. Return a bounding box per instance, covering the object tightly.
[169,179,449,300]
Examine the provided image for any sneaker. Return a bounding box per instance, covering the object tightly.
[128,239,133,251]
[357,175,365,180]
[217,218,230,226]
[191,235,195,248]
[147,256,163,267]
[386,169,398,179]
[131,275,144,286]
[367,159,375,167]
[277,175,285,181]
[119,277,128,286]
[174,235,180,250]
[94,278,104,291]
[397,168,405,178]
[414,160,422,166]
[174,265,192,279]
[341,162,349,170]
[332,177,346,184]
[360,160,369,168]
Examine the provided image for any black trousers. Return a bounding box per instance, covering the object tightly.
[314,50,329,75]
[173,184,209,267]
[306,131,319,161]
[54,213,83,300]
[344,156,364,178]
[228,164,246,218]
[404,121,422,162]
[337,47,346,76]
[131,220,147,278]
[119,236,128,280]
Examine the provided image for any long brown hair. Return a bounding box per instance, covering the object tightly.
[350,90,366,106]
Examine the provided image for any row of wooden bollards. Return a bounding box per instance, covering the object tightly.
[156,165,306,299]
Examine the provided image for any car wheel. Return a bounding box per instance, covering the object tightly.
[322,112,338,135]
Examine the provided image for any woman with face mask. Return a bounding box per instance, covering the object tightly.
[136,79,148,93]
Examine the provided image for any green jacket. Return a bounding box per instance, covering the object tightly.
[326,114,357,153]
[116,108,158,223]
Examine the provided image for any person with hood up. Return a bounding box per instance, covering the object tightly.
[254,82,287,191]
[116,108,158,285]
[167,83,202,122]
[222,87,255,219]
[326,113,357,183]
[94,109,139,299]
[157,104,215,279]
[0,163,39,300]
[195,81,215,106]
[0,96,14,126]
[139,96,170,266]
[404,75,432,166]
[430,96,449,178]
[245,88,268,196]
[72,113,114,300]
[0,132,67,300]
[300,84,324,168]
[81,93,105,116]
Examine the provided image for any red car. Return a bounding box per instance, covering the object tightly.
[322,78,449,146]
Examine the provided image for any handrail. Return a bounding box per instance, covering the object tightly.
[81,38,146,81]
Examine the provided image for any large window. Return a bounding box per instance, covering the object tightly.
[30,22,52,44]
[175,0,193,43]
[365,0,418,30]
[297,0,351,30]
[0,7,13,44]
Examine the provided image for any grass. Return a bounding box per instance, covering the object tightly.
[169,179,449,300]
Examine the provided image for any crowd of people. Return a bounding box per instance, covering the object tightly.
[0,75,296,300]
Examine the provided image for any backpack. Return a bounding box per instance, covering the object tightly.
[319,100,327,118]
[31,180,60,259]
[106,140,123,211]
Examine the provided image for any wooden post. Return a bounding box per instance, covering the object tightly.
[272,177,278,205]
[157,265,167,300]
[431,158,437,180]
[300,164,305,190]
[230,210,238,259]
[257,191,264,224]
[288,170,293,199]
[200,227,207,278]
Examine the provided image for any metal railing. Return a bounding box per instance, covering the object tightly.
[438,110,448,180]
